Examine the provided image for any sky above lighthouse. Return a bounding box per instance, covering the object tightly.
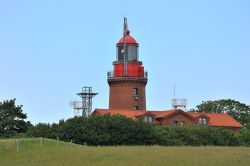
[1,0,250,124]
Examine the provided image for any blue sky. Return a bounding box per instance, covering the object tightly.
[1,0,250,124]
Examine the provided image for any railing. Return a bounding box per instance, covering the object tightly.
[107,71,148,78]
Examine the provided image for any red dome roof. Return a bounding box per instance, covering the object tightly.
[116,29,138,46]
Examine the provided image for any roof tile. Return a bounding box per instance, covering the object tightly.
[187,112,243,127]
[93,109,243,128]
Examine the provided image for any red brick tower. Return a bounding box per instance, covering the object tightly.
[107,18,148,110]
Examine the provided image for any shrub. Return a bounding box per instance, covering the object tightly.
[26,115,245,146]
[26,123,59,139]
[235,129,250,146]
[154,126,237,146]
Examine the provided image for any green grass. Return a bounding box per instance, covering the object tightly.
[0,138,250,166]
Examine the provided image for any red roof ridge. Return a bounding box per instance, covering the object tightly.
[93,109,243,128]
[93,109,146,119]
[187,112,243,127]
[155,109,186,119]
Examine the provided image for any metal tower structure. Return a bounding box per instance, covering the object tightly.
[171,98,187,111]
[77,87,98,117]
[70,87,98,117]
[70,100,82,116]
[171,84,187,111]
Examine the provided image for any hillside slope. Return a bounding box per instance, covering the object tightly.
[0,138,250,166]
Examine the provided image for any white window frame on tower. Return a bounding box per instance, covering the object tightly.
[133,88,139,97]
[133,106,139,110]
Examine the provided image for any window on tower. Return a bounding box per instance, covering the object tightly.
[117,46,126,61]
[116,45,138,62]
[127,46,138,61]
[133,88,139,97]
[133,106,139,110]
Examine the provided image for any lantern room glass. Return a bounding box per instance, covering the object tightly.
[116,45,138,62]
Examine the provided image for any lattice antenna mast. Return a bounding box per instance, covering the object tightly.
[123,17,127,77]
[174,83,176,99]
[77,87,98,117]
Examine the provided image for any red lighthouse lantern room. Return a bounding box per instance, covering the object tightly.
[113,29,145,77]
[107,18,148,110]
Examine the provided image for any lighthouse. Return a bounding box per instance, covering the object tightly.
[93,19,243,133]
[107,18,148,110]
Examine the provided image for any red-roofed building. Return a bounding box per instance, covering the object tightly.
[92,109,243,133]
[93,109,146,120]
[94,19,243,133]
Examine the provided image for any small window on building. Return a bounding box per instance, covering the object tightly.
[133,88,139,96]
[198,117,207,126]
[133,106,139,110]
[179,121,185,126]
[172,121,178,126]
[144,116,153,123]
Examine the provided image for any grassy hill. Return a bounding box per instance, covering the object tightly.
[0,138,250,166]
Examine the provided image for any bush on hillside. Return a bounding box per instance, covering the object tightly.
[26,115,246,146]
[235,129,250,146]
[60,115,157,145]
[155,126,237,146]
[26,123,59,139]
[26,115,157,145]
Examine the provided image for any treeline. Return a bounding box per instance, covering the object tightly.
[24,115,250,146]
[1,99,250,146]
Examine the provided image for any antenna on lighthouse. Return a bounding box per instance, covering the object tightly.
[123,17,127,77]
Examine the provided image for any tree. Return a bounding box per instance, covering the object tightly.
[236,129,250,146]
[26,123,55,138]
[60,115,157,145]
[189,99,250,127]
[27,115,157,145]
[0,99,31,138]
